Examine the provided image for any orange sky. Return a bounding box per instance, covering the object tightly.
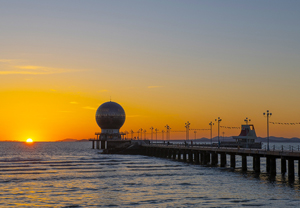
[1,1,300,141]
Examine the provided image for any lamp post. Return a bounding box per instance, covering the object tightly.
[244,117,251,125]
[130,130,134,140]
[194,131,197,140]
[209,121,214,146]
[263,110,272,151]
[143,130,147,140]
[139,128,143,140]
[165,125,170,141]
[155,128,159,143]
[162,130,165,141]
[150,127,154,142]
[215,117,222,148]
[185,121,190,141]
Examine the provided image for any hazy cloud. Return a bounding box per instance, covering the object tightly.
[70,101,78,104]
[0,62,79,75]
[148,86,163,89]
[0,59,13,63]
[98,89,109,92]
[83,106,96,110]
[127,115,141,118]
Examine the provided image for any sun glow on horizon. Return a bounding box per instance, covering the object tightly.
[26,138,33,143]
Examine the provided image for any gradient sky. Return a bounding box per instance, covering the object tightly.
[1,1,300,141]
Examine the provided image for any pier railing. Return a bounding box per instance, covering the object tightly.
[146,142,300,156]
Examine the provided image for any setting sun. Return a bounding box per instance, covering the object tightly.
[26,138,33,143]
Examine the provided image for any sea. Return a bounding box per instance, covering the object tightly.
[1,142,300,208]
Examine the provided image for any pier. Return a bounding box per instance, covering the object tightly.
[142,143,300,181]
[91,140,300,181]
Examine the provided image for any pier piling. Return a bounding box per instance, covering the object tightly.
[281,157,286,175]
[288,159,295,181]
[242,155,247,171]
[230,154,235,168]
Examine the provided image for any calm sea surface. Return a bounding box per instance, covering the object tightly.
[1,142,300,207]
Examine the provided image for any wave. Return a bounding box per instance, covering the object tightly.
[0,157,43,162]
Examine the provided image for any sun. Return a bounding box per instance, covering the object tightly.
[26,138,33,143]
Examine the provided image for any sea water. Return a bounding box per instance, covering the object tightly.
[0,142,300,207]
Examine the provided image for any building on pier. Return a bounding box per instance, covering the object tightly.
[220,124,261,148]
[232,124,259,148]
[95,101,126,140]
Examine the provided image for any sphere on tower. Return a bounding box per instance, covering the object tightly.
[95,101,125,140]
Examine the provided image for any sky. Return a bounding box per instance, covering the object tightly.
[1,1,300,142]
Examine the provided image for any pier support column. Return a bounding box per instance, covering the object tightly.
[230,154,235,168]
[206,152,210,164]
[145,147,149,156]
[200,152,204,164]
[298,160,300,178]
[160,148,164,157]
[211,153,218,166]
[270,157,276,175]
[253,155,260,173]
[178,151,182,161]
[159,148,165,157]
[201,152,208,165]
[165,149,168,158]
[288,158,295,181]
[92,141,95,149]
[183,151,187,162]
[168,149,172,159]
[220,153,226,167]
[152,148,156,157]
[266,157,270,173]
[96,140,99,149]
[173,150,177,160]
[160,149,164,158]
[189,151,193,163]
[157,148,161,157]
[155,148,159,157]
[242,155,247,171]
[194,151,200,164]
[281,157,286,175]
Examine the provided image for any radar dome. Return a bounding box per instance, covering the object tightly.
[95,101,126,130]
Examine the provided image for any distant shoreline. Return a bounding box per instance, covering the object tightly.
[1,137,300,143]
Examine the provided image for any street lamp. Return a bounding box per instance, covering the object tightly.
[130,130,134,140]
[150,127,154,142]
[194,131,197,140]
[143,130,147,140]
[215,117,222,148]
[263,110,272,151]
[244,117,251,125]
[155,128,159,143]
[139,128,143,140]
[165,125,170,140]
[162,130,165,141]
[124,131,128,140]
[209,121,214,146]
[185,121,190,141]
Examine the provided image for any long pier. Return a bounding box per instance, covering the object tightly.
[141,143,300,181]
